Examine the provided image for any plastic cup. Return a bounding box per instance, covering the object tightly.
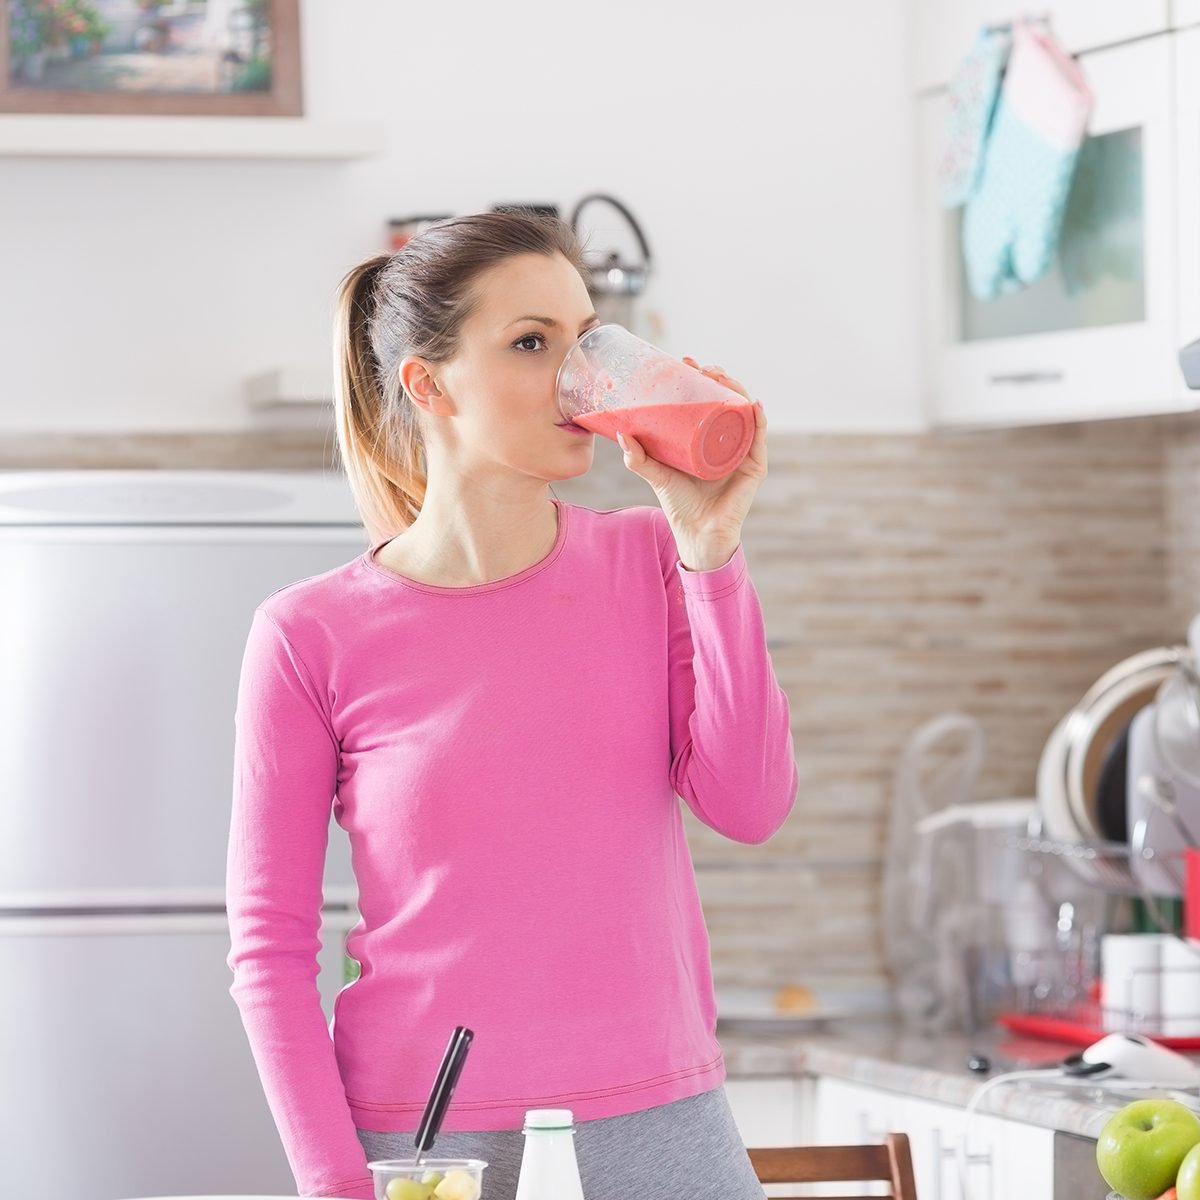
[555,323,756,481]
[367,1157,487,1200]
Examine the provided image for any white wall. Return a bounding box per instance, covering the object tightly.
[0,0,922,434]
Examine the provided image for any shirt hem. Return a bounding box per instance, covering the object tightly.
[304,1173,374,1198]
[348,1052,726,1132]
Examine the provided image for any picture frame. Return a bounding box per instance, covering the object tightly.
[0,0,302,116]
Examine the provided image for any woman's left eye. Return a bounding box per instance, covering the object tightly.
[513,333,546,353]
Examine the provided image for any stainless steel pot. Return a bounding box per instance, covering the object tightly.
[568,193,653,334]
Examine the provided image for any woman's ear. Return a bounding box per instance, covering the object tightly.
[399,355,453,418]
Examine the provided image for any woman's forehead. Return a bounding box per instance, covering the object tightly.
[473,253,587,321]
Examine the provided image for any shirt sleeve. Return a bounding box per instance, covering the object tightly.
[653,509,799,844]
[225,607,375,1200]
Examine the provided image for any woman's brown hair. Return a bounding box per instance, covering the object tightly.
[332,211,593,545]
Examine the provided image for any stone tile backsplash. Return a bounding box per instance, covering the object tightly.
[1166,418,1200,635]
[5,411,1198,991]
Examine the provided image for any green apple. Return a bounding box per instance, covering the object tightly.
[1096,1098,1200,1200]
[1178,1142,1200,1200]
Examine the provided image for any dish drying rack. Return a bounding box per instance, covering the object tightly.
[994,956,1200,1049]
[994,814,1200,1047]
[1011,803,1192,930]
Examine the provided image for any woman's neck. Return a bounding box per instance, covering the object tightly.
[376,494,558,587]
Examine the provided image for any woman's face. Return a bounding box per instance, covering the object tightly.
[403,252,602,480]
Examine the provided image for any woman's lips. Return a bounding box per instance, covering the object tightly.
[557,421,591,434]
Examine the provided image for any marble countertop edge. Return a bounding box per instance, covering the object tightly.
[717,1021,1144,1139]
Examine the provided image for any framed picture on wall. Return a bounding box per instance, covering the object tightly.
[0,0,302,116]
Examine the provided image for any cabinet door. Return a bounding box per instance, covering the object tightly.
[795,1074,819,1144]
[725,1078,807,1199]
[917,36,1181,426]
[812,1077,901,1198]
[811,1080,1055,1200]
[913,0,996,94]
[1178,27,1200,395]
[1177,2,1200,29]
[813,1076,898,1144]
[725,1077,802,1148]
[1049,3,1169,54]
[987,1112,1056,1197]
[893,1092,1055,1200]
[886,1095,980,1200]
[913,1,1169,92]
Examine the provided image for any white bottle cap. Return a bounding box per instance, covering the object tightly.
[523,1108,574,1129]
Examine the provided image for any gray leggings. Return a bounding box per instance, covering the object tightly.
[356,1085,766,1199]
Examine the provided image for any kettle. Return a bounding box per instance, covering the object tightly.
[568,193,653,335]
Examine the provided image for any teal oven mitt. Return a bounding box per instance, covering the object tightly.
[961,18,1093,299]
[940,24,1012,209]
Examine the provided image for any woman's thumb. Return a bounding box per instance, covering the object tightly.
[616,430,660,483]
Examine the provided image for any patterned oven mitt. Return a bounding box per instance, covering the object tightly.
[961,18,1093,300]
[940,25,1012,208]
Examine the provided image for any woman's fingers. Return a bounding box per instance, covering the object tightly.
[683,355,724,376]
[682,356,753,402]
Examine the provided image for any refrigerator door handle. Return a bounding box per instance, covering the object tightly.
[0,910,358,937]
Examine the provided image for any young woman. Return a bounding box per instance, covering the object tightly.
[225,211,798,1200]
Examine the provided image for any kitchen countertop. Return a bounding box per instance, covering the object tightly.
[717,1017,1199,1139]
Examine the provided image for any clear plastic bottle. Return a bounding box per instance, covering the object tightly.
[513,1108,586,1200]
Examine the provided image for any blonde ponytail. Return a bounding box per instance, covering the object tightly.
[332,254,426,544]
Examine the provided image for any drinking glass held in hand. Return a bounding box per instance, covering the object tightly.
[555,324,756,481]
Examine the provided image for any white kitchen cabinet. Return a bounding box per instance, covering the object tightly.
[912,1,1169,93]
[1177,28,1200,385]
[988,1111,1057,1198]
[812,1077,1055,1200]
[813,1077,904,1197]
[893,1093,1055,1200]
[912,0,998,95]
[725,1077,804,1148]
[917,35,1185,427]
[1177,1,1200,29]
[725,1077,812,1199]
[1047,3,1171,52]
[813,1076,900,1146]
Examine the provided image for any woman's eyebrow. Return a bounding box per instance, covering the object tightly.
[505,314,601,329]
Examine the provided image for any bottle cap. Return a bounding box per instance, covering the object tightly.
[523,1108,574,1129]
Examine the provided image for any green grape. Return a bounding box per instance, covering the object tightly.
[384,1178,428,1200]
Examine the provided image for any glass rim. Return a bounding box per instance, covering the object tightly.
[554,321,625,410]
[367,1157,489,1169]
[564,320,626,359]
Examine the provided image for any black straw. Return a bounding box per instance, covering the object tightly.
[414,1026,474,1165]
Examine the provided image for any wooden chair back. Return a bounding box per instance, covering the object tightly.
[747,1132,918,1200]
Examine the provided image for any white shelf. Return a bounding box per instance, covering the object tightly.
[246,364,333,408]
[0,115,385,160]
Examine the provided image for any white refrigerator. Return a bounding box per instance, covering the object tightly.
[0,469,369,1199]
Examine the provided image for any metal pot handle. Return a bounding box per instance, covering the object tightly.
[568,193,653,270]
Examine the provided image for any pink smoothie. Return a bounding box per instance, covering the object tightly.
[574,398,755,480]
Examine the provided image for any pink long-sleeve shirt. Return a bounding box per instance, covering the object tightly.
[225,498,798,1199]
